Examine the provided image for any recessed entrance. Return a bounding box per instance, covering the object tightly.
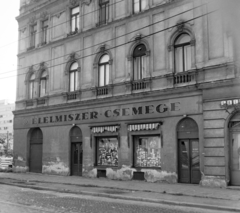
[229,113,240,186]
[70,126,83,176]
[177,118,201,184]
[29,128,43,173]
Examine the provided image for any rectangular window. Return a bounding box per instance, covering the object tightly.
[71,7,80,33]
[134,136,161,168]
[133,56,146,80]
[29,81,34,99]
[41,20,48,45]
[40,78,47,97]
[133,0,147,14]
[97,137,118,167]
[69,71,78,92]
[99,0,109,25]
[30,24,37,48]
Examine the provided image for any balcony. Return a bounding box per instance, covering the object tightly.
[37,98,45,105]
[67,92,77,100]
[131,79,151,91]
[26,100,34,107]
[97,86,109,96]
[174,72,196,85]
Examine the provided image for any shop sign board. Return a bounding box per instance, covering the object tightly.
[14,97,201,129]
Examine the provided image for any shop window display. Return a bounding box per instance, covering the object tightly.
[134,136,161,168]
[97,137,118,166]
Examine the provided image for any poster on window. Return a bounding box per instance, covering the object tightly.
[97,138,118,166]
[135,136,161,167]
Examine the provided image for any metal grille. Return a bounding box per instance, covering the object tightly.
[132,81,147,91]
[174,73,193,84]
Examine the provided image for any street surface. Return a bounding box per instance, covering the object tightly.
[0,184,231,213]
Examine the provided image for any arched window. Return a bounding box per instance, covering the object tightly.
[29,73,35,99]
[133,44,146,81]
[69,62,78,92]
[98,54,110,87]
[174,33,191,73]
[39,71,47,97]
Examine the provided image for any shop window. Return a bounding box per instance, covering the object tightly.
[134,136,161,168]
[30,24,37,48]
[29,73,35,99]
[133,0,147,14]
[69,62,79,92]
[133,44,147,81]
[70,6,80,33]
[96,137,118,167]
[174,33,191,73]
[98,54,110,87]
[39,71,47,97]
[41,20,48,45]
[99,0,109,25]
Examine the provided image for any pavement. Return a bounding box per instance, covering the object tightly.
[0,172,240,212]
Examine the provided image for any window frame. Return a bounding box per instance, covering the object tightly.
[99,0,109,25]
[95,136,119,167]
[69,62,79,92]
[98,54,110,87]
[29,74,35,99]
[174,33,191,73]
[39,71,47,97]
[133,134,161,169]
[133,44,147,81]
[133,0,146,14]
[70,6,80,33]
[30,24,37,48]
[41,20,48,45]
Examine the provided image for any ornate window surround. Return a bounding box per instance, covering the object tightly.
[167,21,196,74]
[63,52,81,101]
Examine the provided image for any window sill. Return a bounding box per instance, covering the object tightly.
[67,29,79,37]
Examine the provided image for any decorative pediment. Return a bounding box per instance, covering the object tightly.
[29,16,36,25]
[40,11,48,20]
[69,0,79,7]
[80,0,92,6]
[176,21,185,32]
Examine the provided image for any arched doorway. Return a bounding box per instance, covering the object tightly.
[229,112,240,186]
[177,118,200,184]
[29,128,43,173]
[70,126,83,176]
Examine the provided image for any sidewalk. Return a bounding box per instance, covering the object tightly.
[0,172,240,212]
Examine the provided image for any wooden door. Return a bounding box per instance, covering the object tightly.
[178,139,201,184]
[29,128,43,173]
[71,143,83,176]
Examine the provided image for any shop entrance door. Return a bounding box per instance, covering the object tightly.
[70,126,83,176]
[230,124,240,186]
[71,143,83,176]
[29,128,43,173]
[178,139,201,184]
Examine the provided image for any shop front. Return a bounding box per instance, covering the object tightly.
[13,94,203,184]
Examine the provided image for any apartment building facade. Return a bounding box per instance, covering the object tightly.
[14,0,240,187]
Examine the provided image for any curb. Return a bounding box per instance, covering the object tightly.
[0,181,240,212]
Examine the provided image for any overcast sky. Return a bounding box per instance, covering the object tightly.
[0,1,19,102]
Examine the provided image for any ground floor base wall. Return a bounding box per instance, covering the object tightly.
[200,175,228,188]
[83,166,178,183]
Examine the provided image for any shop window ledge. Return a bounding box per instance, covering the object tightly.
[132,171,145,181]
[174,72,196,84]
[97,169,106,178]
